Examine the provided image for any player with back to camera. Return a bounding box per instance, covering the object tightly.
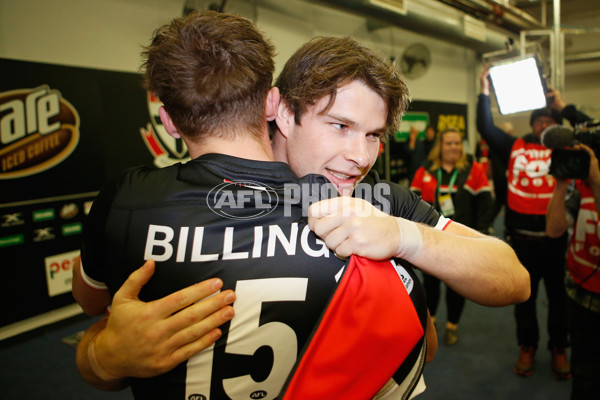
[74,18,530,399]
[75,12,439,399]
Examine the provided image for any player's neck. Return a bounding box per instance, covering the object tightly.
[188,133,274,162]
[270,130,288,163]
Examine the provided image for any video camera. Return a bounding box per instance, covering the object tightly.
[542,120,600,179]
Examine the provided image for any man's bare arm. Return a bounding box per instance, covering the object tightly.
[425,310,437,363]
[308,197,530,306]
[76,260,235,389]
[546,179,569,238]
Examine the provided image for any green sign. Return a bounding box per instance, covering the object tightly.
[0,234,24,248]
[394,112,430,142]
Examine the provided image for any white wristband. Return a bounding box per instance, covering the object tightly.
[88,339,122,383]
[395,218,423,262]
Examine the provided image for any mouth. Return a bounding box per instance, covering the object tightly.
[325,169,361,193]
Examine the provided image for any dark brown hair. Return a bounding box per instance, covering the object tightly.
[275,36,410,135]
[141,10,276,142]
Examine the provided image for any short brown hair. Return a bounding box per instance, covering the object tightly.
[275,36,410,135]
[142,10,276,142]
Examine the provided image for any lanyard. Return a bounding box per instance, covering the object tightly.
[436,168,458,217]
[436,168,458,197]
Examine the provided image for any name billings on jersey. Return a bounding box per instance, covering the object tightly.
[145,222,330,262]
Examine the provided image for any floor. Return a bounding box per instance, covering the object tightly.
[418,284,571,400]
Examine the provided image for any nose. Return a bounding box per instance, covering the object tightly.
[345,136,371,169]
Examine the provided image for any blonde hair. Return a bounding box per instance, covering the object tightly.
[427,128,469,172]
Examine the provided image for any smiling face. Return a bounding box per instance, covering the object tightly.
[276,80,387,194]
[440,131,463,166]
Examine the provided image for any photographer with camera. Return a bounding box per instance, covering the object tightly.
[477,66,590,379]
[547,138,600,399]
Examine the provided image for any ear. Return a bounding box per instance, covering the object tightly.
[158,106,181,139]
[274,96,296,139]
[265,87,280,122]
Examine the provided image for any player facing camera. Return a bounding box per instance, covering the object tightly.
[542,121,600,179]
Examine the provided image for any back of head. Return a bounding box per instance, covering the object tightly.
[142,10,275,142]
[275,36,410,135]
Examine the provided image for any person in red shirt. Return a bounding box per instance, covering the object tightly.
[410,128,494,345]
[478,65,590,379]
[547,141,600,399]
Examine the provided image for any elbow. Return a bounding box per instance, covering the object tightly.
[513,268,531,304]
[492,259,531,306]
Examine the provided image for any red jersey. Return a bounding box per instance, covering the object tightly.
[568,180,600,293]
[507,138,555,215]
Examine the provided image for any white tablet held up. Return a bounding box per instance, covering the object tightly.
[489,55,548,115]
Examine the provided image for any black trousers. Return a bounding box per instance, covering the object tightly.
[423,273,465,324]
[568,297,600,400]
[509,233,569,350]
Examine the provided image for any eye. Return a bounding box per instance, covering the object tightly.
[331,123,348,131]
[367,131,384,141]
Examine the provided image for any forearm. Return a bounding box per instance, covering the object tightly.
[590,182,600,215]
[403,221,530,306]
[546,181,569,238]
[476,95,513,160]
[308,197,530,306]
[76,317,129,392]
[561,104,592,127]
[425,310,437,363]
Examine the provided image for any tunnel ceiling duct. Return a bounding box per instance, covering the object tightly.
[312,0,521,53]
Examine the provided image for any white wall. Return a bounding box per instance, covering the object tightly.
[0,2,475,93]
[0,0,183,72]
[1,0,594,147]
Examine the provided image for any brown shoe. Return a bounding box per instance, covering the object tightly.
[513,346,536,377]
[445,327,458,346]
[550,347,572,380]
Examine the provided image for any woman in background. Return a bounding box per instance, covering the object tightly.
[410,127,494,345]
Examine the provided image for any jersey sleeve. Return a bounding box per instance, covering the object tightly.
[387,180,443,228]
[80,171,128,288]
[476,94,516,164]
[357,170,446,229]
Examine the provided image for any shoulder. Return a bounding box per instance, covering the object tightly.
[109,164,181,202]
[469,160,485,173]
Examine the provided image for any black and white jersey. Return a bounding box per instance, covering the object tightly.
[81,154,443,399]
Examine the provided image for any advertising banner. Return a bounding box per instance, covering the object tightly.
[0,58,188,326]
